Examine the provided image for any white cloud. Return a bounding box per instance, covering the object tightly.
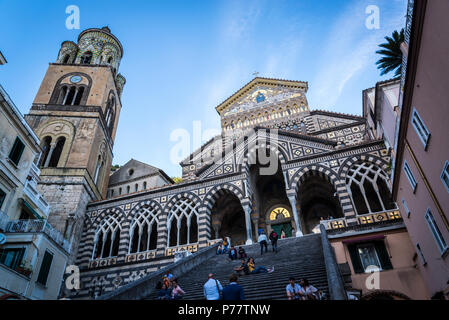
[309,0,406,110]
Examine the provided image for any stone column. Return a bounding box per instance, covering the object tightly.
[44,143,56,167]
[288,195,303,237]
[242,203,253,245]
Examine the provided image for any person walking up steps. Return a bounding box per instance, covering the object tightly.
[203,273,223,300]
[222,274,245,300]
[258,231,268,255]
[269,230,278,253]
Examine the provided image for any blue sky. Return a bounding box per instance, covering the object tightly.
[0,0,407,177]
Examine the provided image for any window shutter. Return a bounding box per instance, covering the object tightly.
[37,251,53,286]
[8,137,25,165]
[347,244,364,274]
[374,241,393,270]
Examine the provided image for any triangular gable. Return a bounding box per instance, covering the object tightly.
[216,77,308,116]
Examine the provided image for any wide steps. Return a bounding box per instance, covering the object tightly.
[145,234,329,300]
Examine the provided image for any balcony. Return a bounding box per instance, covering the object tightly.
[22,180,50,218]
[3,218,71,253]
[321,209,403,234]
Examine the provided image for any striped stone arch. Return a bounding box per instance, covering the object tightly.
[90,207,127,260]
[123,200,163,254]
[163,191,203,215]
[202,183,245,211]
[156,191,204,253]
[91,206,126,226]
[239,140,288,173]
[76,206,126,268]
[338,154,394,217]
[127,199,163,224]
[289,164,340,197]
[338,154,389,180]
[287,164,356,221]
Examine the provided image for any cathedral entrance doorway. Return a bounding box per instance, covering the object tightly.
[297,173,343,234]
[211,190,247,246]
[248,151,292,238]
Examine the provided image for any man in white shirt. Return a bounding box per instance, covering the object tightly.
[203,273,223,300]
[258,231,268,255]
[286,277,301,300]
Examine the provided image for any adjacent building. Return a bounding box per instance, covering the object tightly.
[106,159,173,199]
[0,57,69,299]
[391,0,449,299]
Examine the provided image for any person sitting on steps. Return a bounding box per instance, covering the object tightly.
[286,277,301,300]
[233,259,250,276]
[228,245,238,260]
[238,246,247,259]
[247,257,274,274]
[298,278,319,300]
[217,242,224,255]
[171,279,185,300]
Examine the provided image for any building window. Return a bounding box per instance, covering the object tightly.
[119,188,122,195]
[425,209,448,255]
[8,137,25,166]
[346,162,395,215]
[167,198,199,247]
[403,160,417,192]
[143,181,147,190]
[48,137,66,168]
[347,241,393,274]
[129,205,158,253]
[402,198,411,218]
[62,54,70,64]
[0,188,6,210]
[411,108,430,148]
[0,247,25,270]
[135,184,138,192]
[80,51,93,64]
[36,250,53,286]
[441,160,449,193]
[126,186,130,194]
[93,215,122,259]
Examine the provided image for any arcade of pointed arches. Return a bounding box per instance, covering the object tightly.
[89,156,394,257]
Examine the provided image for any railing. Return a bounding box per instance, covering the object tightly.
[165,243,199,256]
[4,219,71,253]
[320,224,347,300]
[23,180,50,217]
[98,243,219,300]
[322,209,402,231]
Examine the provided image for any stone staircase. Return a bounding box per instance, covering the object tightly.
[146,233,329,300]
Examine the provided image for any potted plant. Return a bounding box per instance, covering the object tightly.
[17,259,33,277]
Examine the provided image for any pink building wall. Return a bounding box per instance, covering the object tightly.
[397,0,449,297]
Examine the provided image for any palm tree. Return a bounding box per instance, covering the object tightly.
[376,28,404,77]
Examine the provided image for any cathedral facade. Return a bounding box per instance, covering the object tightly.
[24,27,427,299]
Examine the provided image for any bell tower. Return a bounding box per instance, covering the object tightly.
[24,26,126,260]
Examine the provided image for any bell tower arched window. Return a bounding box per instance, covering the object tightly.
[80,51,93,64]
[39,136,52,167]
[104,93,116,136]
[62,54,70,64]
[48,137,66,168]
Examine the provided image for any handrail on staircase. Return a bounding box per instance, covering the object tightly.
[97,243,220,300]
[320,223,347,300]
